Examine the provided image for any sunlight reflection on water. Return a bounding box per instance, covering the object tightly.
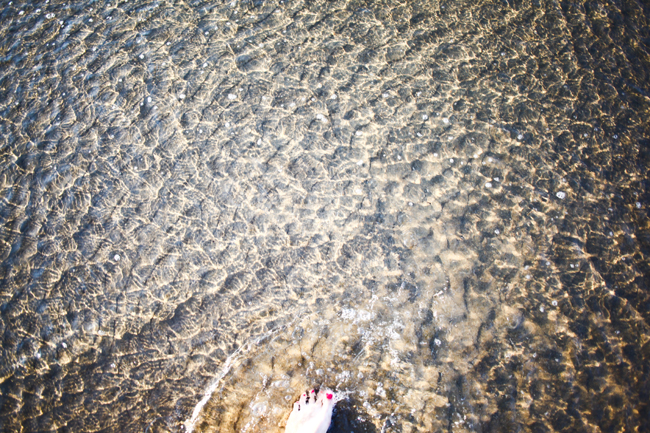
[0,0,649,432]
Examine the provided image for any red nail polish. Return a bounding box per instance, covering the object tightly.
[327,393,333,399]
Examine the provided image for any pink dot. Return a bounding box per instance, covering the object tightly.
[327,393,333,400]
[311,389,315,393]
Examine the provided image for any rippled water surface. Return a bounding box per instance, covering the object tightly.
[1,0,649,432]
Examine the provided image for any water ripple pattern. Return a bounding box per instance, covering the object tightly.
[0,0,649,432]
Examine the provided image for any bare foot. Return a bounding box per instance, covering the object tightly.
[285,389,336,433]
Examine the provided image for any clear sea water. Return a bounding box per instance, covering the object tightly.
[1,0,649,432]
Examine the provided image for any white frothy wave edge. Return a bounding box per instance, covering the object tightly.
[183,313,305,432]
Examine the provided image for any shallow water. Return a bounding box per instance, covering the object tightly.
[1,0,649,432]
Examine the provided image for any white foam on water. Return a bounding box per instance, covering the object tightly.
[183,315,303,433]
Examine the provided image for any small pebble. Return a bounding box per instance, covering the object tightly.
[556,191,566,199]
[485,182,492,188]
[114,254,121,261]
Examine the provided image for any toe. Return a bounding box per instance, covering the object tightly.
[322,389,335,409]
